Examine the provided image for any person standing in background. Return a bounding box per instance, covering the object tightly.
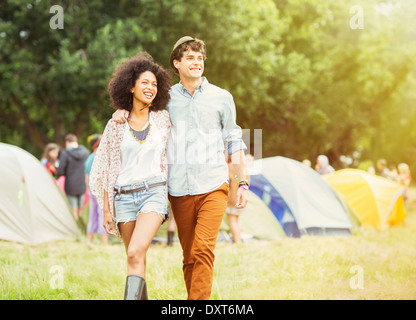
[398,163,412,204]
[84,134,108,247]
[41,143,61,180]
[166,209,176,247]
[226,155,251,244]
[58,133,90,220]
[376,158,391,179]
[315,155,335,175]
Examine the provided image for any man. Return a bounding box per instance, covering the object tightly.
[57,133,90,220]
[113,36,249,299]
[376,158,391,179]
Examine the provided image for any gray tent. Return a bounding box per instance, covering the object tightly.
[0,143,79,244]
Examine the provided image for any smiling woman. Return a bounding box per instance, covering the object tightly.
[130,71,158,112]
[107,52,171,113]
[89,52,172,300]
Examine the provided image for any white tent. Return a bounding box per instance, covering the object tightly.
[0,143,79,244]
[248,156,353,237]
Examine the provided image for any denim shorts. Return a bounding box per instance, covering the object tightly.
[114,176,168,224]
[67,194,85,209]
[226,206,246,216]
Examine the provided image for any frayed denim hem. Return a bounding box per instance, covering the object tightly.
[115,211,166,224]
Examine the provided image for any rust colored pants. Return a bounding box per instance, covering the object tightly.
[168,183,229,300]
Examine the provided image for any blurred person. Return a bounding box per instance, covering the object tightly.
[112,36,248,300]
[41,143,61,180]
[398,163,412,202]
[89,52,171,300]
[367,166,376,175]
[389,164,399,182]
[315,155,335,175]
[166,209,176,247]
[302,159,311,167]
[58,133,90,220]
[376,158,390,179]
[226,155,251,244]
[84,134,108,247]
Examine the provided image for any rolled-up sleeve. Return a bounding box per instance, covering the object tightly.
[222,93,247,155]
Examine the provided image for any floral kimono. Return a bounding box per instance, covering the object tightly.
[89,110,170,238]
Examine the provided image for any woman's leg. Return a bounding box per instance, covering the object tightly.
[87,194,99,245]
[227,214,242,244]
[118,221,136,252]
[119,212,162,278]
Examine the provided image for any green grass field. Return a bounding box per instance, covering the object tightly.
[1,190,416,300]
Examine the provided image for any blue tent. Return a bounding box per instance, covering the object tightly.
[249,156,353,237]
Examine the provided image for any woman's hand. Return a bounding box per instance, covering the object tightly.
[103,208,115,235]
[102,190,115,235]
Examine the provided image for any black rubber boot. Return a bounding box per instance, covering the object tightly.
[167,231,174,246]
[141,281,148,300]
[124,275,146,300]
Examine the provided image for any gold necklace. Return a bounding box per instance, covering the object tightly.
[128,115,151,143]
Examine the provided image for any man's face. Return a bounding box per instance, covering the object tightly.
[173,49,204,80]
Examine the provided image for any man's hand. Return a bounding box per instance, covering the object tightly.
[112,109,129,123]
[235,187,248,208]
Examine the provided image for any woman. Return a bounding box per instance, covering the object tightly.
[41,143,61,180]
[398,163,412,203]
[89,52,171,300]
[84,134,108,247]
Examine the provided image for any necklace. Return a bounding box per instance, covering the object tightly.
[128,114,151,143]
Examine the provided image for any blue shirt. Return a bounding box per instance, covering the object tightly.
[167,77,247,196]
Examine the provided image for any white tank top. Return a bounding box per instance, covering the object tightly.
[116,113,165,185]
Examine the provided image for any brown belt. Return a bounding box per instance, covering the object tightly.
[114,181,166,195]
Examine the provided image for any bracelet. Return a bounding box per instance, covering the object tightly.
[235,175,249,186]
[239,184,249,190]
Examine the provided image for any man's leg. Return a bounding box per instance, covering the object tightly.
[189,183,229,300]
[168,194,196,296]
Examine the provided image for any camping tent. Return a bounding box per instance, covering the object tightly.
[0,143,80,244]
[246,156,353,238]
[324,169,406,230]
[220,190,286,241]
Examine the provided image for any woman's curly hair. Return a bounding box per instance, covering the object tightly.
[107,52,171,112]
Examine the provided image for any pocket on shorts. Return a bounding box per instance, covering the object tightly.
[148,184,167,196]
[114,193,134,213]
[140,185,167,214]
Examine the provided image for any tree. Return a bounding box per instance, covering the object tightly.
[0,0,157,154]
[1,0,415,174]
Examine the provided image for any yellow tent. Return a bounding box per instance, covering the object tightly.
[324,169,406,230]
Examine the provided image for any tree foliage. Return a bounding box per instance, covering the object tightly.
[1,0,415,171]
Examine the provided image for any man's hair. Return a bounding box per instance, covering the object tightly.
[65,133,77,143]
[107,52,172,112]
[170,39,207,74]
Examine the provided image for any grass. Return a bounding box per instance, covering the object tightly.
[1,190,416,300]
